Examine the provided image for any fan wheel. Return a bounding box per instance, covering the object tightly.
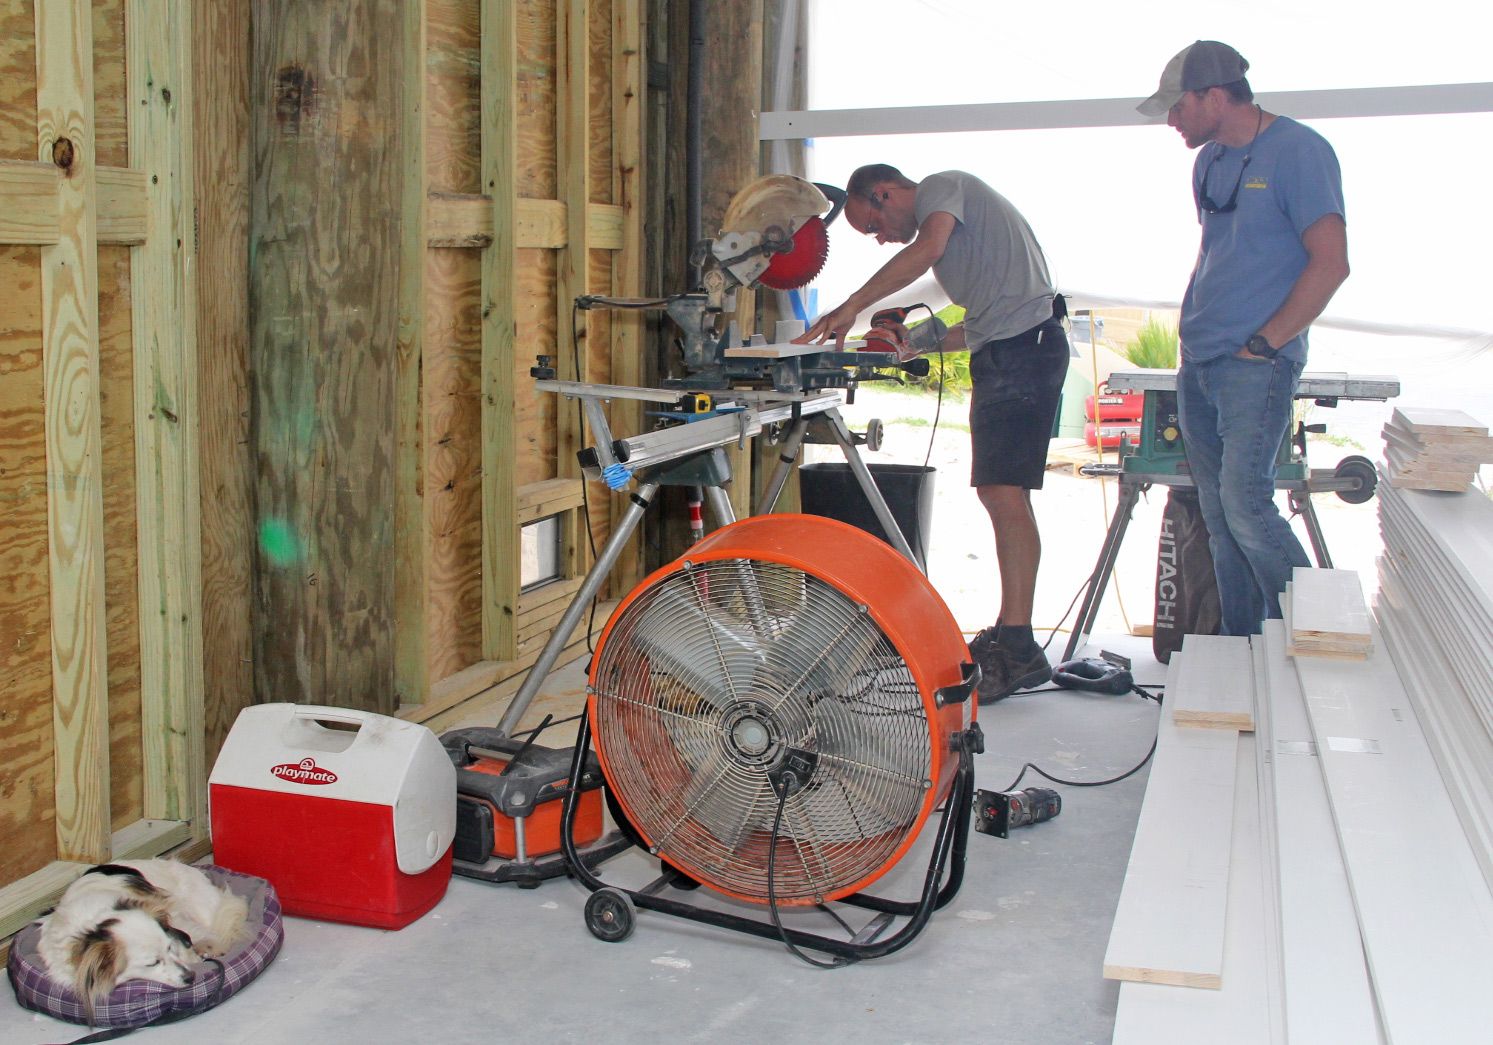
[588,514,971,907]
[585,888,637,943]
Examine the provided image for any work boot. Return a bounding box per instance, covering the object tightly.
[976,639,1052,704]
[967,625,1001,664]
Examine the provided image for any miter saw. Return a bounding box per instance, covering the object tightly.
[566,174,924,393]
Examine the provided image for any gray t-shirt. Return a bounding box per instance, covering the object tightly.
[915,171,1054,347]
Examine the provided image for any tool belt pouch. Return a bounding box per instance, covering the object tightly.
[1152,487,1221,663]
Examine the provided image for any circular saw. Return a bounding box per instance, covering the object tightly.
[711,175,844,291]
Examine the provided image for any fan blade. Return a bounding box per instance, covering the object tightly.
[625,584,767,708]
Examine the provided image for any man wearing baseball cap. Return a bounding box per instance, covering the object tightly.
[1141,41,1349,636]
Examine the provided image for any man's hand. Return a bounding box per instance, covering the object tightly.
[794,301,862,350]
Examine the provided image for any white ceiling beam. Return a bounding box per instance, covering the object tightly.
[761,82,1493,140]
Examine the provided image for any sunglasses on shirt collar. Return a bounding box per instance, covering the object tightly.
[1199,147,1251,214]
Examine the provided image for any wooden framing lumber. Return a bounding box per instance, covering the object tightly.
[0,161,146,245]
[1170,634,1254,730]
[36,0,112,865]
[0,160,64,243]
[395,0,430,704]
[1112,736,1277,1043]
[1103,652,1240,989]
[1259,622,1381,1043]
[608,0,646,591]
[424,193,631,250]
[127,0,205,827]
[1293,624,1493,1042]
[481,0,521,664]
[554,0,590,488]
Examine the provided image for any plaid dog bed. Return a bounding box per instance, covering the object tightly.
[7,865,282,1030]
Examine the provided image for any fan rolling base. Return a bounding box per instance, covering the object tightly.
[560,712,978,963]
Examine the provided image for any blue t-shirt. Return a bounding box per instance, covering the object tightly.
[1179,116,1345,364]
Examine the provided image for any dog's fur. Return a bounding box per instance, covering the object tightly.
[37,859,249,1025]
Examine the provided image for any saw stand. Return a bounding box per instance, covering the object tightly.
[1061,369,1399,662]
[492,379,914,739]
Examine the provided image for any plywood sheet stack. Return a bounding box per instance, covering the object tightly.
[1376,478,1493,891]
[1380,406,1493,491]
[1283,567,1372,659]
[1109,608,1493,1043]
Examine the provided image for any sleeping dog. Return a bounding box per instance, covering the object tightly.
[37,859,249,1025]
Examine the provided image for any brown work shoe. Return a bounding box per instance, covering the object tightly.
[976,641,1052,704]
[968,625,1001,664]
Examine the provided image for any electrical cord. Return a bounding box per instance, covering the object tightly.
[766,777,855,969]
[1000,683,1164,793]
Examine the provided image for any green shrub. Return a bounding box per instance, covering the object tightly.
[1123,317,1180,369]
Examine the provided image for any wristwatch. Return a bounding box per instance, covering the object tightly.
[1244,333,1279,359]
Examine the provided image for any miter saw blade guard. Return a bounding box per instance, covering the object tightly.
[713,175,844,291]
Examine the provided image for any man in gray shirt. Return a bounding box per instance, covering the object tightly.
[798,165,1068,702]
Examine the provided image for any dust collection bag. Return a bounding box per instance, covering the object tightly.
[1153,487,1220,663]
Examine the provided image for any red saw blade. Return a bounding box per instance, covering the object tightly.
[758,216,828,290]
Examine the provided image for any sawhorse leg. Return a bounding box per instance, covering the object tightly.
[495,478,662,737]
[1063,477,1147,662]
[1289,489,1334,568]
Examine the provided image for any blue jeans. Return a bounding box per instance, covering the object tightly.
[1177,353,1311,636]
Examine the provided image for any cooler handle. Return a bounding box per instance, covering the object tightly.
[280,705,382,754]
[290,706,375,729]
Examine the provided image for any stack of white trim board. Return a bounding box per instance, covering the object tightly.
[1377,477,1493,893]
[1107,565,1493,1044]
[1380,406,1493,491]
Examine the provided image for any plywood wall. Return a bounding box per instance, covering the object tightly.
[0,0,202,919]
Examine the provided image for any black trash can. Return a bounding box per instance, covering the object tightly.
[798,462,935,572]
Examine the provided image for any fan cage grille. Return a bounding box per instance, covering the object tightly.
[590,557,937,903]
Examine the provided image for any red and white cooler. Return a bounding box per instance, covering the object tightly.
[209,704,456,929]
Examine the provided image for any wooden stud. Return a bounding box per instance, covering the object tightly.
[605,0,645,591]
[395,0,430,705]
[555,0,590,501]
[126,0,205,827]
[192,0,254,767]
[481,0,520,662]
[36,0,112,864]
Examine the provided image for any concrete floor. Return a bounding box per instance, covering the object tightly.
[1,634,1164,1045]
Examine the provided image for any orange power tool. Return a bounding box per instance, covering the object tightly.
[862,304,929,356]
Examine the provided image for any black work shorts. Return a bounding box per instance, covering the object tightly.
[968,317,1070,489]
